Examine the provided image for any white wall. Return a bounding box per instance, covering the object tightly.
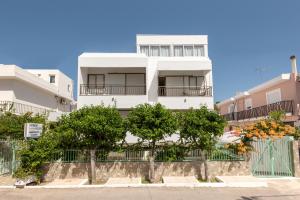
[0,80,14,101]
[158,96,214,110]
[78,96,148,109]
[26,69,73,100]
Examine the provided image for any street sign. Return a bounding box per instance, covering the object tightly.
[24,123,43,139]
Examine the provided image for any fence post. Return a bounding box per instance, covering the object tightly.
[292,140,300,177]
[11,142,16,175]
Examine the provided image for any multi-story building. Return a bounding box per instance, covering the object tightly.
[77,34,213,113]
[0,65,75,120]
[217,56,300,126]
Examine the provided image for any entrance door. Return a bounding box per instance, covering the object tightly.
[158,77,166,96]
[251,137,294,177]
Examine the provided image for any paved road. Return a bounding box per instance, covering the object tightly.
[0,187,299,200]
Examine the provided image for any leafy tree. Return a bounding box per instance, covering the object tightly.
[0,112,46,140]
[15,130,60,180]
[126,103,177,182]
[57,106,125,184]
[268,110,285,122]
[179,106,226,180]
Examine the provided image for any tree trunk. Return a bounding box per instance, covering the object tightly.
[148,155,155,182]
[201,150,208,181]
[90,149,96,184]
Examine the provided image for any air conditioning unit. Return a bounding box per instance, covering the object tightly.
[60,98,67,105]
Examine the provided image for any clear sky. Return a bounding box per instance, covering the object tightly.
[0,0,299,102]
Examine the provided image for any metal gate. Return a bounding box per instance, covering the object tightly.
[251,137,294,177]
[0,141,16,175]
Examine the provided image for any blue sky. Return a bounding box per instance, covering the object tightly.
[0,0,299,102]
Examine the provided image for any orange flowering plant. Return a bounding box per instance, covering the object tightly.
[226,111,296,154]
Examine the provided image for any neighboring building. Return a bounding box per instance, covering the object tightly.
[0,65,75,120]
[77,34,213,113]
[217,56,300,126]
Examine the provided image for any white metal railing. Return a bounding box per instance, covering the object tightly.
[158,86,212,97]
[0,101,49,115]
[80,84,146,96]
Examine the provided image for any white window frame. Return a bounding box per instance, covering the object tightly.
[266,88,282,105]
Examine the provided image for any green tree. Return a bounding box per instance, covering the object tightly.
[179,106,226,180]
[58,106,125,184]
[0,112,46,140]
[126,103,177,182]
[15,130,60,180]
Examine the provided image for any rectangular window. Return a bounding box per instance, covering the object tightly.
[160,46,170,57]
[244,98,252,110]
[150,46,160,56]
[88,74,105,88]
[189,76,204,89]
[194,45,205,57]
[49,75,55,83]
[67,84,71,92]
[184,46,193,56]
[174,45,183,57]
[140,45,149,56]
[266,88,281,104]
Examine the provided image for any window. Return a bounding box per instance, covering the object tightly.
[67,84,71,92]
[88,74,105,87]
[140,46,150,56]
[160,46,170,57]
[49,75,55,83]
[150,46,160,56]
[184,46,193,56]
[189,76,205,89]
[194,45,205,57]
[174,45,183,56]
[266,89,281,104]
[244,98,252,110]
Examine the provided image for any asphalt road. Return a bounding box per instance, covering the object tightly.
[0,187,299,200]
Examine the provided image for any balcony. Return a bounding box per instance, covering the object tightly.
[158,86,212,97]
[80,84,146,96]
[0,101,49,115]
[222,100,294,121]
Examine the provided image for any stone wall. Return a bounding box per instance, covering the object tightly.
[43,160,251,182]
[293,140,300,177]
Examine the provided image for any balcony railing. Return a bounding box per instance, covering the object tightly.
[80,84,146,96]
[158,86,212,97]
[222,100,294,121]
[0,101,49,115]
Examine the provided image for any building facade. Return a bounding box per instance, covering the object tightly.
[217,56,300,126]
[0,65,74,120]
[77,34,213,112]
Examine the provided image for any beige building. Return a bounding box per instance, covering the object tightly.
[217,55,300,126]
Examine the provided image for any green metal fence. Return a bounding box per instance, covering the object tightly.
[0,140,18,175]
[251,137,294,177]
[50,148,244,163]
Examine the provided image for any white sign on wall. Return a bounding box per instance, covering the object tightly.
[24,123,43,139]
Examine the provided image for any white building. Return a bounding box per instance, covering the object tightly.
[77,34,213,112]
[0,64,74,120]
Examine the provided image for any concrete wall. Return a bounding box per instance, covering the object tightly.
[27,69,74,100]
[43,160,250,183]
[0,80,14,101]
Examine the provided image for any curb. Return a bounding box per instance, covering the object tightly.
[0,182,268,189]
